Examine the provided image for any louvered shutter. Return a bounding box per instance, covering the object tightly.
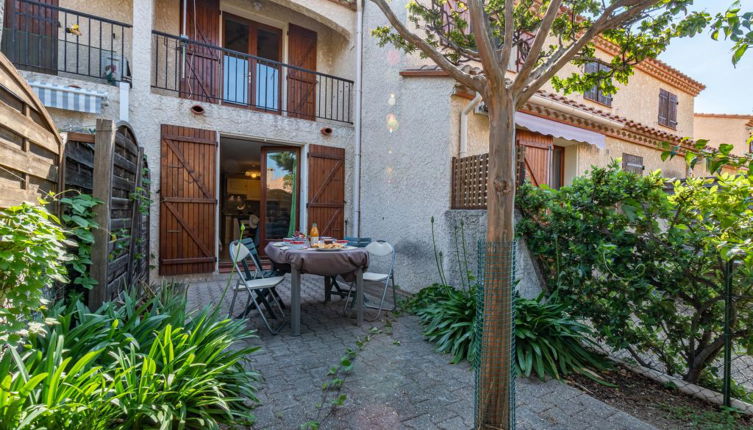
[658,89,669,127]
[597,64,613,106]
[668,92,678,128]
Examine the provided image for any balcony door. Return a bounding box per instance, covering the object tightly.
[222,14,282,112]
[2,0,59,74]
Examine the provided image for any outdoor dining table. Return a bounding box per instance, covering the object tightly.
[264,242,369,336]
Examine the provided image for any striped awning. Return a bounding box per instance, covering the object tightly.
[28,81,107,114]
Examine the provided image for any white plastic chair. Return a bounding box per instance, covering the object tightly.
[343,240,397,319]
[228,240,286,334]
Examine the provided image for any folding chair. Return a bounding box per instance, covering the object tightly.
[343,240,397,319]
[238,237,286,311]
[228,240,286,334]
[326,237,372,301]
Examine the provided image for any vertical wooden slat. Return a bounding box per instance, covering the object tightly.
[89,119,115,309]
[307,144,345,238]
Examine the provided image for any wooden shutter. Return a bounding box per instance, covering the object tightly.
[622,153,644,175]
[307,144,344,239]
[517,130,553,187]
[159,125,217,275]
[180,0,221,103]
[287,24,317,120]
[597,63,613,106]
[2,0,59,74]
[658,89,669,127]
[668,92,678,128]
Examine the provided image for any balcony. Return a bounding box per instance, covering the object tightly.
[151,31,354,124]
[1,0,132,83]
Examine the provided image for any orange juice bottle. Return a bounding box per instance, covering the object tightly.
[309,223,320,245]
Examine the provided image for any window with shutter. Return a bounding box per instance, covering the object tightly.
[658,89,678,129]
[583,61,613,107]
[622,153,644,175]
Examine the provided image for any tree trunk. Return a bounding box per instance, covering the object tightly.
[477,90,517,430]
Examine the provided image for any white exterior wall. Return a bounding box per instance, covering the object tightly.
[360,1,459,292]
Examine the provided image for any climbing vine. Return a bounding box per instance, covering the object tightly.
[60,193,101,290]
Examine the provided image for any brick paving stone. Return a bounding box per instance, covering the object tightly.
[186,277,658,430]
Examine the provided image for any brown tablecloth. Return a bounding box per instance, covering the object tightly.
[264,243,369,281]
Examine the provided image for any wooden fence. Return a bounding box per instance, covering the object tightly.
[62,119,151,308]
[451,154,489,209]
[451,150,528,209]
[0,52,64,208]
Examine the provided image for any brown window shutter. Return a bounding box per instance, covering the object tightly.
[584,62,599,102]
[658,89,668,126]
[622,153,644,175]
[668,93,678,128]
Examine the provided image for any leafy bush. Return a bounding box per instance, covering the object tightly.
[0,285,260,429]
[59,194,101,290]
[0,201,70,346]
[517,163,753,383]
[409,284,607,379]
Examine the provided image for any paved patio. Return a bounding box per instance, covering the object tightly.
[187,275,657,430]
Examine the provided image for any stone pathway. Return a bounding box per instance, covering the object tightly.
[186,275,656,430]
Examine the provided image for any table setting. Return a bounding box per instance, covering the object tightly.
[264,227,369,336]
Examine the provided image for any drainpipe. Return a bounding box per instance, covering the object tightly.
[459,92,482,157]
[352,0,364,237]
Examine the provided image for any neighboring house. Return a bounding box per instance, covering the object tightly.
[694,113,753,157]
[0,0,710,292]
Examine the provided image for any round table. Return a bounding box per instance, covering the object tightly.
[265,243,369,336]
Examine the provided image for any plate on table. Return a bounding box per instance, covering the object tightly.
[271,242,287,247]
[313,247,344,252]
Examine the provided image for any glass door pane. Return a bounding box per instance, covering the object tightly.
[261,148,299,246]
[223,18,249,105]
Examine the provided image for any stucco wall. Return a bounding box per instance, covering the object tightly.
[360,1,459,292]
[694,115,753,157]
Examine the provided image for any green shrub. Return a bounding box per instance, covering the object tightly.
[0,285,260,429]
[0,201,70,347]
[410,284,607,380]
[517,162,753,383]
[515,295,609,380]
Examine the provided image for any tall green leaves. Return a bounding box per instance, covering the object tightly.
[60,194,101,290]
[0,287,260,429]
[0,201,70,347]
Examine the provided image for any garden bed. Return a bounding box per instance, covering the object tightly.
[566,363,753,429]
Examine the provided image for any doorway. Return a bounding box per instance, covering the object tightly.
[219,137,300,265]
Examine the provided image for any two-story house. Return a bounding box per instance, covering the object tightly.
[0,0,709,291]
[694,113,753,158]
[1,0,359,278]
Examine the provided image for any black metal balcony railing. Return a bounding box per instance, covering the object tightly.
[151,31,354,124]
[1,0,132,83]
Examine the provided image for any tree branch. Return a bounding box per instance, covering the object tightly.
[369,0,485,92]
[511,0,564,93]
[517,0,657,105]
[497,0,515,82]
[468,0,504,85]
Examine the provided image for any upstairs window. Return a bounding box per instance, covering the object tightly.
[583,61,613,107]
[622,153,644,175]
[658,89,678,129]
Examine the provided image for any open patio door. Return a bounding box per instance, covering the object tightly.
[159,125,217,275]
[260,146,301,250]
[307,144,345,239]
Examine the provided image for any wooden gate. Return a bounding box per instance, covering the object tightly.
[180,0,221,103]
[287,24,317,120]
[159,124,217,275]
[61,121,151,308]
[517,130,553,187]
[307,144,344,239]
